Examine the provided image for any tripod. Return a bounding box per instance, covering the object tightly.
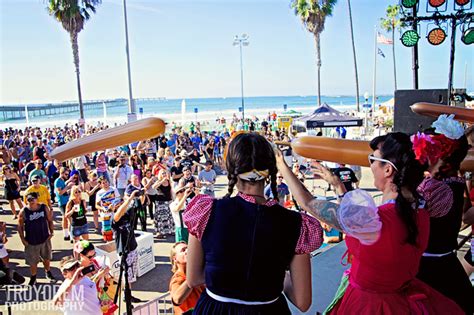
[113,201,139,315]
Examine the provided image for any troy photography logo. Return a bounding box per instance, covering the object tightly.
[4,284,85,311]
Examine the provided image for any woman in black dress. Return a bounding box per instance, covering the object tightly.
[184,133,322,314]
[2,165,23,219]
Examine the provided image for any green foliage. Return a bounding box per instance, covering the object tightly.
[291,0,338,34]
[384,117,394,129]
[379,4,406,33]
[47,0,101,34]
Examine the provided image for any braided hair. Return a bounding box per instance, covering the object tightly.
[370,132,426,245]
[225,133,279,201]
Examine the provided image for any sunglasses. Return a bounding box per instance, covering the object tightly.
[74,190,82,194]
[277,176,284,179]
[86,252,96,259]
[368,154,399,172]
[27,197,37,201]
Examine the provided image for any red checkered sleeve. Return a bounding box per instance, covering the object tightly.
[417,177,453,218]
[295,213,323,254]
[183,194,214,241]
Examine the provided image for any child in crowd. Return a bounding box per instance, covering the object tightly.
[170,187,192,243]
[169,242,204,315]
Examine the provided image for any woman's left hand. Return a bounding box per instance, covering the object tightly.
[272,144,286,167]
[312,161,341,186]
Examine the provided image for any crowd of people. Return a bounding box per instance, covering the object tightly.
[0,112,473,314]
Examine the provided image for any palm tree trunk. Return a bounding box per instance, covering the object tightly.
[70,31,84,120]
[314,34,322,107]
[391,26,397,92]
[347,0,360,112]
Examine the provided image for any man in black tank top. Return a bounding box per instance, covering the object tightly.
[18,192,55,285]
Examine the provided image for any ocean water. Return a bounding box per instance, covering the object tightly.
[1,95,392,128]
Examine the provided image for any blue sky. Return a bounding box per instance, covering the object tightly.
[1,0,472,104]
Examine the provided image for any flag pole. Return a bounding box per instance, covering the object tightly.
[372,25,377,111]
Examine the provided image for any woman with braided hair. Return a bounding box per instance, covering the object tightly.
[183,132,323,314]
[277,132,463,314]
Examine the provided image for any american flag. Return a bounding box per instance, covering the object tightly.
[377,32,393,45]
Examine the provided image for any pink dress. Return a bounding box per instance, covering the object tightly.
[328,202,464,314]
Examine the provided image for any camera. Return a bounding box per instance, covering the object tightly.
[135,189,145,197]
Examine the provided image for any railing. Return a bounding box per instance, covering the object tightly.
[124,292,173,315]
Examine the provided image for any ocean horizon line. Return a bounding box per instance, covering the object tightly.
[0,94,395,107]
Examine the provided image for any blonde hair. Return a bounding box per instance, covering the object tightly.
[170,241,187,273]
[69,185,82,201]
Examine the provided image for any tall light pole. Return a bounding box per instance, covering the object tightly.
[123,0,136,122]
[233,34,249,121]
[364,91,370,136]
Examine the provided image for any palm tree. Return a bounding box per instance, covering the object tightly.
[380,4,405,92]
[292,0,338,106]
[47,0,101,121]
[347,0,359,112]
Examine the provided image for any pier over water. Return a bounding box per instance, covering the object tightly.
[0,98,166,122]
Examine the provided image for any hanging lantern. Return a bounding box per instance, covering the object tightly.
[427,27,447,45]
[402,0,418,8]
[455,0,470,6]
[428,0,446,7]
[461,27,474,45]
[401,30,420,47]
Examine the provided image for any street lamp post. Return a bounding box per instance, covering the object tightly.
[364,91,370,136]
[123,0,136,122]
[233,34,249,121]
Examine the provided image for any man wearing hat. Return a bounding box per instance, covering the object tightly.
[18,192,55,285]
[53,256,102,314]
[28,159,48,186]
[179,150,194,171]
[177,166,200,201]
[23,174,52,209]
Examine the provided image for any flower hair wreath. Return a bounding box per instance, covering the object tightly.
[411,114,464,165]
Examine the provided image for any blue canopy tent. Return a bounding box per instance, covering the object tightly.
[296,103,363,129]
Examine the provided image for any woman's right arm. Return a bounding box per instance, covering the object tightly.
[186,235,205,287]
[275,151,344,231]
[64,201,74,218]
[284,254,311,312]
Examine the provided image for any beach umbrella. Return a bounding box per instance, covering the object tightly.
[181,99,186,126]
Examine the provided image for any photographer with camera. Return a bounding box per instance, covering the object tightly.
[53,256,102,315]
[125,174,147,231]
[112,189,142,304]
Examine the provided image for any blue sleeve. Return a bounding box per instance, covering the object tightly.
[264,185,272,198]
[54,179,63,189]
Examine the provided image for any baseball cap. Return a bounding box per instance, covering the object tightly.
[26,192,39,201]
[31,175,41,181]
[60,258,80,273]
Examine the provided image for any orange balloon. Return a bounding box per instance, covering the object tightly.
[411,102,474,123]
[291,136,372,167]
[51,117,166,161]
